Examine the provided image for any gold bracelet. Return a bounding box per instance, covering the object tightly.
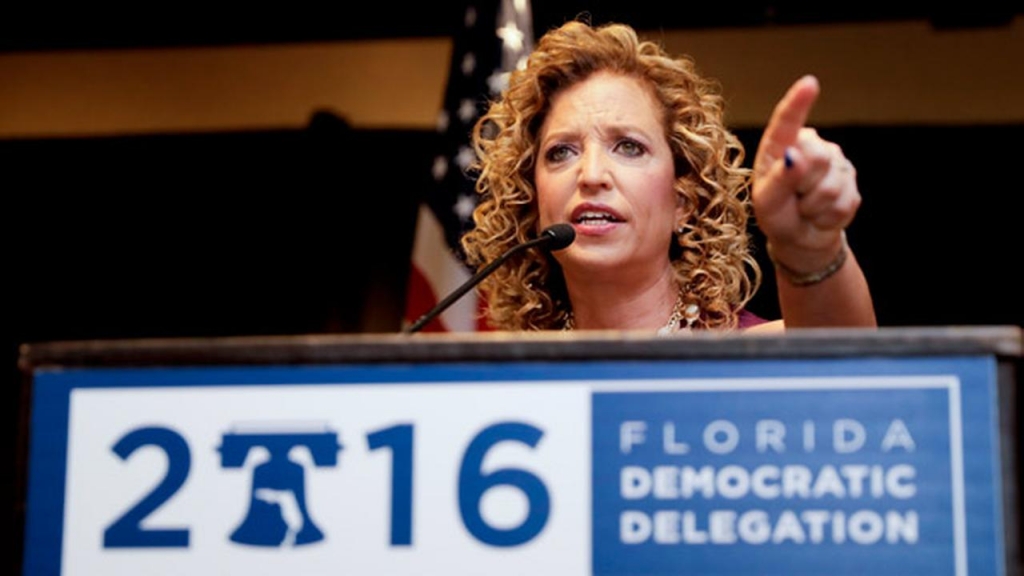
[767,232,849,287]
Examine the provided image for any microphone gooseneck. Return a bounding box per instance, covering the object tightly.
[404,224,576,334]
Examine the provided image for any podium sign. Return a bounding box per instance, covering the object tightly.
[18,328,1022,575]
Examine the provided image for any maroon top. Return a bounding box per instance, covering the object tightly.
[737,309,770,329]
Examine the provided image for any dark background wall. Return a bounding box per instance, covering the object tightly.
[4,4,1023,573]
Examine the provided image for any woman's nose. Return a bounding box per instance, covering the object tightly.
[578,148,612,189]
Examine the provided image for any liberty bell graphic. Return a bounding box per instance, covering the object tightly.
[219,424,342,547]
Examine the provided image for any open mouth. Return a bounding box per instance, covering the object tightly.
[573,211,623,225]
[571,204,625,225]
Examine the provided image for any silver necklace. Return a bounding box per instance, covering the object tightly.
[562,291,699,333]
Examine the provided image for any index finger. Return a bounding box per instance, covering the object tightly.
[755,75,821,174]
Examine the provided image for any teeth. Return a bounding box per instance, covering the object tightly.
[575,210,617,223]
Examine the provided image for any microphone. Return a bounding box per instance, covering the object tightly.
[403,223,575,334]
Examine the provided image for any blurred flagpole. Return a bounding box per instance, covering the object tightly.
[403,0,534,332]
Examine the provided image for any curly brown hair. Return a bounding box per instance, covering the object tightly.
[460,19,760,330]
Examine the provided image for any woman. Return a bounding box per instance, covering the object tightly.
[460,20,876,332]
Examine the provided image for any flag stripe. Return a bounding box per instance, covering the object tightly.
[406,205,478,332]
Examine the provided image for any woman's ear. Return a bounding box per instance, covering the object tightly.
[674,184,694,231]
[674,202,689,229]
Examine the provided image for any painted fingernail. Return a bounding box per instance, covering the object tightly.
[784,148,794,169]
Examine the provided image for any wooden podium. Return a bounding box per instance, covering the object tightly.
[16,326,1023,576]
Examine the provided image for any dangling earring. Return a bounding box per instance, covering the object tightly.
[679,282,700,331]
[683,302,700,329]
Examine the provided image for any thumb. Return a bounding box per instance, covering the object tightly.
[754,144,807,217]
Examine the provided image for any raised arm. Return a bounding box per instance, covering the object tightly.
[751,75,876,328]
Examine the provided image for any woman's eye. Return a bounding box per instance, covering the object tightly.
[545,145,573,163]
[615,139,645,157]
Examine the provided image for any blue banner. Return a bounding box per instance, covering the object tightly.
[23,356,1004,576]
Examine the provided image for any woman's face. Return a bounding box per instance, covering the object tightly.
[535,71,683,281]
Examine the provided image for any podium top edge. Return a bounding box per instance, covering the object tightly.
[17,325,1023,371]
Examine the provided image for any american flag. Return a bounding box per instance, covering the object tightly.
[403,0,534,332]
